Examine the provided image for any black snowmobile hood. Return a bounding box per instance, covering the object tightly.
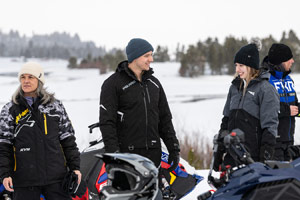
[116,60,154,82]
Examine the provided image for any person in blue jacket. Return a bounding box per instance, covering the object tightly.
[262,43,300,161]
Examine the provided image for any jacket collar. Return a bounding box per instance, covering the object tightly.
[117,60,154,82]
[17,95,42,110]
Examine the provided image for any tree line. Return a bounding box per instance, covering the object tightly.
[67,45,171,73]
[70,30,300,76]
[178,30,300,77]
[1,29,299,76]
[0,30,105,59]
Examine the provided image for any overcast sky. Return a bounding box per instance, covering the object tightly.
[1,0,300,52]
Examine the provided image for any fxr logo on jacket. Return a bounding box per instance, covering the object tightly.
[269,75,296,103]
[273,81,295,92]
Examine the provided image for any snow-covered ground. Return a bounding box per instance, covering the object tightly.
[1,58,300,199]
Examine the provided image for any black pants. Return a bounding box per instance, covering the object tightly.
[13,182,71,200]
[274,141,293,161]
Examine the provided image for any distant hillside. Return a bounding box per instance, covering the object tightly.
[0,30,105,59]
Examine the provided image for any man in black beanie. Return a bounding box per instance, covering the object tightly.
[99,38,180,172]
[262,43,300,161]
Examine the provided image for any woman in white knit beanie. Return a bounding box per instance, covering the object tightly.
[0,62,82,200]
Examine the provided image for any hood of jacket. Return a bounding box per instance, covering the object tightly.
[261,55,291,79]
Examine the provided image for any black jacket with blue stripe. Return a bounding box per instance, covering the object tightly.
[262,56,300,142]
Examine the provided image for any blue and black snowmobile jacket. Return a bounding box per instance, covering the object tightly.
[262,56,300,143]
[0,96,80,187]
[220,70,280,162]
[99,61,180,155]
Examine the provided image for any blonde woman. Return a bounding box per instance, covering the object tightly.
[216,40,280,169]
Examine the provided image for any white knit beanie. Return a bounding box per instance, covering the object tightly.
[18,62,45,84]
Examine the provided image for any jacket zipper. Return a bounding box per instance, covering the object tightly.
[255,126,259,147]
[13,147,16,171]
[25,102,48,184]
[145,84,151,103]
[234,91,243,129]
[43,113,48,135]
[141,83,149,150]
[282,79,291,140]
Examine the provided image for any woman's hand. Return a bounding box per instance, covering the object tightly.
[3,177,14,192]
[73,170,82,184]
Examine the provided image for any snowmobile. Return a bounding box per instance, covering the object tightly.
[69,122,203,200]
[197,129,300,200]
[1,121,202,200]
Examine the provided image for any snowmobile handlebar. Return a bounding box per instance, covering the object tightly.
[88,122,100,133]
[208,129,255,189]
[86,122,103,148]
[223,129,254,165]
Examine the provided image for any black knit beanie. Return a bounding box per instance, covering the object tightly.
[268,43,293,65]
[234,40,261,70]
[126,38,154,63]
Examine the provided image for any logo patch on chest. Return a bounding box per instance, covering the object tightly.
[122,80,136,90]
[248,91,255,96]
[20,148,31,152]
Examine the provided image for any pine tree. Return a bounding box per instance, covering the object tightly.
[153,45,170,62]
[68,57,77,68]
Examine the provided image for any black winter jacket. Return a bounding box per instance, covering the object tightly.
[0,96,80,187]
[99,61,180,154]
[220,71,279,161]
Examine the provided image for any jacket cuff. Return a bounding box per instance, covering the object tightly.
[0,172,11,184]
[166,142,180,153]
[297,105,300,117]
[261,129,276,146]
[68,165,80,171]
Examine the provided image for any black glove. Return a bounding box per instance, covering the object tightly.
[213,151,224,171]
[62,171,80,197]
[259,144,274,162]
[73,180,87,198]
[168,151,180,172]
[213,130,229,171]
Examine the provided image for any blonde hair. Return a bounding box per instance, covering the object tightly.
[234,66,260,95]
[12,81,55,105]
